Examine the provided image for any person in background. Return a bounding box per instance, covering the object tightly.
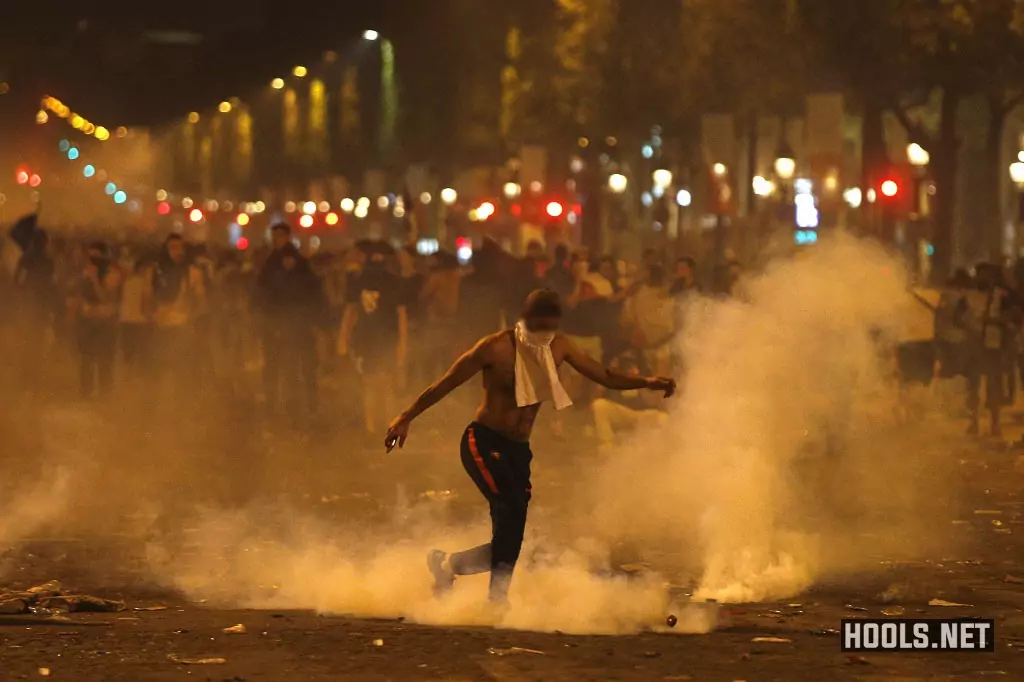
[933,269,972,382]
[74,241,123,399]
[419,250,462,379]
[149,233,206,398]
[212,251,250,392]
[590,351,670,452]
[339,241,408,437]
[542,243,575,302]
[669,256,700,298]
[259,243,325,419]
[119,258,152,378]
[623,264,677,378]
[964,263,1016,437]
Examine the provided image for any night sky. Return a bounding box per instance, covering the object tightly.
[0,1,388,126]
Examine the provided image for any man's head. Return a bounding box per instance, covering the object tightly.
[521,289,562,334]
[674,256,696,284]
[554,243,569,264]
[270,222,291,250]
[165,233,186,264]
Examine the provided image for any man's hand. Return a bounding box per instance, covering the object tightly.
[385,416,411,453]
[645,376,677,398]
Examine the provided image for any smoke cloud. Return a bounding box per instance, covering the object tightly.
[0,232,959,635]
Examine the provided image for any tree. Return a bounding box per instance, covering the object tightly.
[799,0,1024,280]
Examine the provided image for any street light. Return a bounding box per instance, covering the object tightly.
[652,169,673,188]
[713,163,728,178]
[440,188,458,205]
[271,78,285,90]
[363,29,380,41]
[608,173,628,194]
[676,189,692,207]
[1011,162,1024,185]
[503,182,521,199]
[774,156,795,181]
[907,143,930,167]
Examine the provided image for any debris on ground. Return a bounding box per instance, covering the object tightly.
[487,646,545,656]
[222,624,247,634]
[845,655,871,665]
[750,637,791,643]
[844,604,868,612]
[809,629,840,636]
[881,606,906,616]
[133,605,168,612]
[167,654,227,665]
[1005,575,1024,584]
[0,581,126,614]
[928,598,973,607]
[666,614,678,628]
[37,668,51,677]
[372,639,384,647]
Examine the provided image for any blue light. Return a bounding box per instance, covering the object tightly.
[67,147,79,160]
[926,243,935,256]
[642,144,654,159]
[58,139,70,152]
[113,191,127,204]
[795,229,819,246]
[105,182,117,195]
[83,164,95,178]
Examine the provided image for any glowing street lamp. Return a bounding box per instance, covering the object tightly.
[1010,161,1024,185]
[608,173,628,194]
[503,182,521,199]
[907,143,930,167]
[440,188,458,205]
[271,78,285,90]
[712,163,728,178]
[676,189,692,207]
[363,30,380,41]
[652,169,673,188]
[774,156,795,181]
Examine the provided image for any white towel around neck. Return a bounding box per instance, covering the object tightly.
[514,320,573,411]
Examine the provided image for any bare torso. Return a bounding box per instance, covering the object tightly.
[474,330,568,442]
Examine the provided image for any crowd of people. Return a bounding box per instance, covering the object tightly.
[2,218,723,448]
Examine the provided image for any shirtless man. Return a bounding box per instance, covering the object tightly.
[385,289,675,604]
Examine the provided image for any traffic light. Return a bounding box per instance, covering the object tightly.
[15,165,29,185]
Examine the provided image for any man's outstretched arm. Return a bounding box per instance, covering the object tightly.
[560,335,676,396]
[385,337,489,450]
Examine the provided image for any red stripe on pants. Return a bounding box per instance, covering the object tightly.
[468,428,499,494]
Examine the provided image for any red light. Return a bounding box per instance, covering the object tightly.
[325,212,339,226]
[237,237,249,250]
[28,174,41,188]
[880,180,899,198]
[236,213,250,226]
[15,168,29,185]
[545,201,564,218]
[189,208,204,223]
[511,204,522,217]
[157,201,171,215]
[455,237,471,249]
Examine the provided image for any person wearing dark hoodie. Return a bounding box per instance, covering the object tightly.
[74,241,123,398]
[148,233,206,393]
[258,242,326,418]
